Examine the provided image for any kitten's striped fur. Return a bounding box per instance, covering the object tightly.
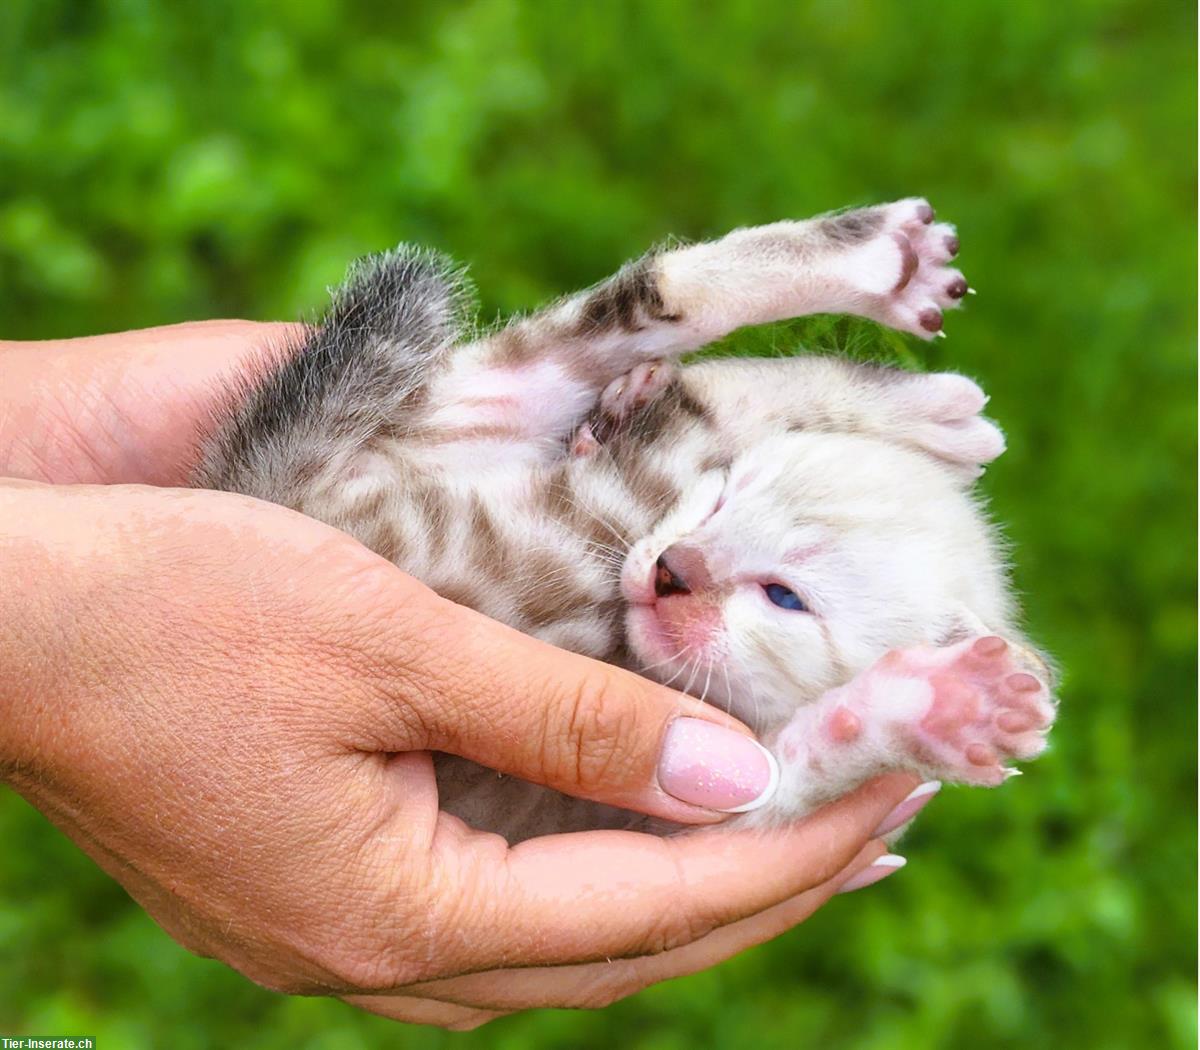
[196,200,1055,842]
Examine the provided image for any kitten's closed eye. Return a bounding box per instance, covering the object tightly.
[764,583,808,612]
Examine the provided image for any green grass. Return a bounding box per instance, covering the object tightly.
[1,1,1195,1047]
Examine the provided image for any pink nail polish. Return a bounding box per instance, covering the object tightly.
[836,854,907,894]
[872,780,941,836]
[657,717,779,812]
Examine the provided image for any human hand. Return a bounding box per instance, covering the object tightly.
[0,321,302,486]
[0,479,917,1027]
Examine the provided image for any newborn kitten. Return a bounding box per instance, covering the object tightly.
[195,198,1056,842]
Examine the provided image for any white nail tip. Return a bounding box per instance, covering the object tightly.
[935,330,948,339]
[718,741,781,814]
[875,854,907,869]
[903,780,942,802]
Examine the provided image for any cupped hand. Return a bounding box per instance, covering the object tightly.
[0,325,919,1028]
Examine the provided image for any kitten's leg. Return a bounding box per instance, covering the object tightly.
[752,636,1056,823]
[652,198,966,342]
[684,356,1005,480]
[422,199,966,448]
[790,364,1007,474]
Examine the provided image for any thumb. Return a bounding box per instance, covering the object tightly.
[356,584,780,826]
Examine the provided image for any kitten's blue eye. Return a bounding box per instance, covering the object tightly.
[764,583,808,612]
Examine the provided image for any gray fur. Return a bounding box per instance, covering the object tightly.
[196,248,471,503]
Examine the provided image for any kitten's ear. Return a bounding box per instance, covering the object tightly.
[890,373,1005,478]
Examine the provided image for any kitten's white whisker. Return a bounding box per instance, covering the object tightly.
[719,662,734,715]
[698,657,715,707]
[656,644,698,688]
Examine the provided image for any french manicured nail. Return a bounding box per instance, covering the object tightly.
[836,854,907,894]
[658,717,780,812]
[872,780,941,836]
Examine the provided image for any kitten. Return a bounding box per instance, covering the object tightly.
[195,198,1056,842]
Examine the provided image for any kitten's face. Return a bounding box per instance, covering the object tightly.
[620,430,1004,731]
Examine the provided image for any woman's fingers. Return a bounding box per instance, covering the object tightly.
[394,839,890,1013]
[340,992,506,1030]
[0,321,301,484]
[384,773,918,980]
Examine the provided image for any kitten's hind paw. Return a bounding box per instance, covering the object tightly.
[894,372,1006,469]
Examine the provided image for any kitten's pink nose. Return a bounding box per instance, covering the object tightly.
[655,544,712,597]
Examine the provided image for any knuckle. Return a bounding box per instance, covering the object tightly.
[627,897,719,958]
[317,942,425,994]
[553,671,644,793]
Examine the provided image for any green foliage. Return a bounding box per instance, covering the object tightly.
[1,0,1194,1046]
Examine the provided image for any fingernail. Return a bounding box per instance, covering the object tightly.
[872,780,941,836]
[836,854,907,894]
[657,717,779,813]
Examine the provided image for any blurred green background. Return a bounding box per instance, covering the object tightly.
[1,0,1194,1047]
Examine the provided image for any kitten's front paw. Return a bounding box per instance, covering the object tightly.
[828,198,969,339]
[599,359,677,420]
[570,361,677,455]
[850,636,1056,785]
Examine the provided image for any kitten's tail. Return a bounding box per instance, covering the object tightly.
[193,246,472,502]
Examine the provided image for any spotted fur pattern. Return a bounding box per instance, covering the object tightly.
[195,199,1055,842]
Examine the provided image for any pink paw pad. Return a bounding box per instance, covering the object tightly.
[569,421,600,458]
[827,706,863,744]
[898,636,1055,785]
